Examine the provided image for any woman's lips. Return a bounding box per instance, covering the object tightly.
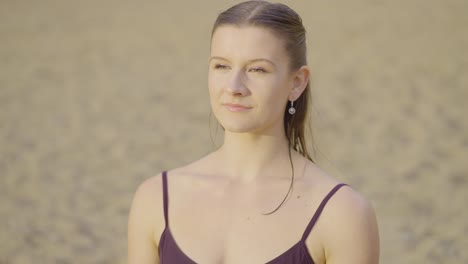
[223,103,252,112]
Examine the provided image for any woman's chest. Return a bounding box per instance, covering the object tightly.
[160,193,318,263]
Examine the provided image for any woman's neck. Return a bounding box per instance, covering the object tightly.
[217,130,293,183]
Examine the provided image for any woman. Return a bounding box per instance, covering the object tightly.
[128,1,380,263]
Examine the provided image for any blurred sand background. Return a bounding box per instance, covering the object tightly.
[1,0,467,263]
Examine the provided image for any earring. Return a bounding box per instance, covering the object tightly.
[288,100,296,115]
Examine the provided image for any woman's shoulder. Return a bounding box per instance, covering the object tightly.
[303,161,377,226]
[128,167,197,223]
[132,172,166,201]
[164,151,220,179]
[321,186,379,262]
[129,173,165,223]
[304,162,379,262]
[128,172,167,252]
[320,181,377,231]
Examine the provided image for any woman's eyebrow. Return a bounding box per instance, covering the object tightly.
[208,56,276,67]
[246,58,276,67]
[208,56,229,63]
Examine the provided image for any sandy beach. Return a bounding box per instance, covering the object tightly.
[1,0,467,263]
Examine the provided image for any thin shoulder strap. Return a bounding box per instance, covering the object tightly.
[301,183,348,242]
[162,171,169,227]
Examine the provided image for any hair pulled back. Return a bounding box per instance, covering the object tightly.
[212,0,314,162]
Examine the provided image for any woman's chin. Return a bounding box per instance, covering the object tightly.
[218,120,259,134]
[222,124,256,133]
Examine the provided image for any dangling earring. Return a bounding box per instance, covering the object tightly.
[288,100,296,115]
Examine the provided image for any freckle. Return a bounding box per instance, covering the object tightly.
[297,195,301,199]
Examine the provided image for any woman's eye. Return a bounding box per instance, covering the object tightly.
[214,64,229,70]
[249,67,267,73]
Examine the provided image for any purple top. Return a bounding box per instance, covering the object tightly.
[158,171,347,264]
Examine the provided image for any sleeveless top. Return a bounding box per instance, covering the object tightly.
[158,171,347,264]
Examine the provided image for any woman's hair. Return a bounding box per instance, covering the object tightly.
[212,0,314,162]
[212,1,315,214]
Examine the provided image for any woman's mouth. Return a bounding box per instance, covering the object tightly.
[223,103,252,112]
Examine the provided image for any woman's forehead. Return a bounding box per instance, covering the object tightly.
[210,25,287,62]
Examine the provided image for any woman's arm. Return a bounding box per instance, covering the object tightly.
[128,176,162,264]
[322,187,380,264]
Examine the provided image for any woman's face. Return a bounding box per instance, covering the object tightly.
[208,25,296,135]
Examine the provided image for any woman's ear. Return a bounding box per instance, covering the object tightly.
[289,65,310,100]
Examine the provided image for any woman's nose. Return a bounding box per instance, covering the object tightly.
[225,70,249,96]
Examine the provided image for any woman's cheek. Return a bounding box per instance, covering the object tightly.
[209,74,224,92]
